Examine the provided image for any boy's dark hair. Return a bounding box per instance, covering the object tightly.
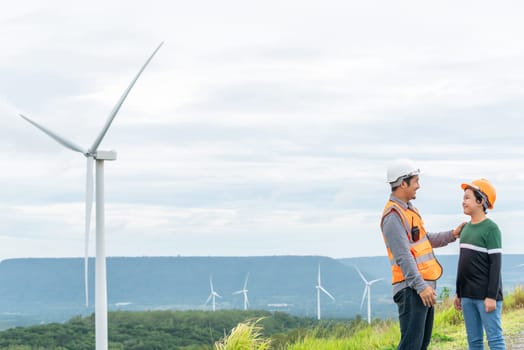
[473,190,488,214]
[391,175,415,192]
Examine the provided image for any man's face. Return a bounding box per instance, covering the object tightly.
[404,175,420,200]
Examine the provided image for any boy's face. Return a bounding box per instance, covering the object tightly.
[462,188,483,216]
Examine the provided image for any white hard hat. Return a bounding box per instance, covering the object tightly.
[387,159,421,184]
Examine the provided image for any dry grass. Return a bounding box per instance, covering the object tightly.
[215,318,271,350]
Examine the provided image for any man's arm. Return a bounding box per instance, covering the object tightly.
[426,222,465,248]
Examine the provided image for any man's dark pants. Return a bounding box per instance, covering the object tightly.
[393,287,434,350]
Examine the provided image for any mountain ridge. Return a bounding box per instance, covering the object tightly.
[0,254,522,329]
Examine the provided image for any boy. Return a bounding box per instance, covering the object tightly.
[454,178,506,350]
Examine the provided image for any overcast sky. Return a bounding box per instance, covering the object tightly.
[1,1,524,259]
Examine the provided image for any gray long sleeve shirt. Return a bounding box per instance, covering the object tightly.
[381,195,457,297]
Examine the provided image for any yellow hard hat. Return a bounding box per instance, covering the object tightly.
[461,178,496,210]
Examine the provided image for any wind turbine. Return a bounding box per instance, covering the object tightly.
[19,42,163,350]
[355,266,383,324]
[205,276,222,312]
[233,273,250,310]
[316,264,335,320]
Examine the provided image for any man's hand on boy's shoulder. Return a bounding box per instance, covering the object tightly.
[453,222,467,239]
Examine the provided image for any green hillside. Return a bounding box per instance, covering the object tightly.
[0,286,522,349]
[0,310,315,350]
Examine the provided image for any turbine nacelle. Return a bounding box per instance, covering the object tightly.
[94,150,117,161]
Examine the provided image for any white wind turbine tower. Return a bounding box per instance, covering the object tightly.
[355,266,383,324]
[205,276,222,312]
[19,42,163,350]
[316,264,335,320]
[233,273,250,310]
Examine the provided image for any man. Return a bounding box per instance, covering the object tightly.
[380,158,464,350]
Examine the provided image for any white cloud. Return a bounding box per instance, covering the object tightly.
[1,1,524,258]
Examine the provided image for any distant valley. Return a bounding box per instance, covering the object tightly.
[0,254,522,329]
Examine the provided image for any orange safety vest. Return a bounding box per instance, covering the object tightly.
[381,200,442,284]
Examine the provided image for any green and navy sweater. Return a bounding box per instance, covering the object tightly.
[456,218,503,301]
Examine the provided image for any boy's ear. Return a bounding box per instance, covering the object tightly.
[476,198,485,209]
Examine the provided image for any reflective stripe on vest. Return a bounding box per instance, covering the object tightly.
[381,201,442,284]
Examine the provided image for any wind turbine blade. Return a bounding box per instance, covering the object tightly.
[89,42,164,153]
[83,157,94,307]
[19,114,87,154]
[233,290,243,295]
[243,273,249,289]
[360,286,368,310]
[369,278,384,285]
[319,286,335,300]
[205,294,212,305]
[215,292,222,299]
[209,276,214,292]
[354,266,368,284]
[318,265,321,284]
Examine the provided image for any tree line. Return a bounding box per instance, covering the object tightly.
[0,309,324,350]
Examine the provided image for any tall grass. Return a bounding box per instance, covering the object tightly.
[286,285,524,350]
[503,285,524,311]
[215,318,271,350]
[218,286,524,350]
[284,320,399,350]
[284,321,400,350]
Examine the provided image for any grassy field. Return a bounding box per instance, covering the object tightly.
[217,286,524,350]
[0,288,521,349]
[283,286,524,350]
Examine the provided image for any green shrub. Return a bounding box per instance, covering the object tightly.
[434,304,463,326]
[503,285,524,312]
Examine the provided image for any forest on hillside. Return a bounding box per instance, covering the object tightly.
[1,287,523,350]
[0,310,324,350]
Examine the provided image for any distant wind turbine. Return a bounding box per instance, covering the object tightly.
[233,273,250,310]
[316,264,335,320]
[355,266,383,324]
[19,42,163,350]
[205,276,222,312]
